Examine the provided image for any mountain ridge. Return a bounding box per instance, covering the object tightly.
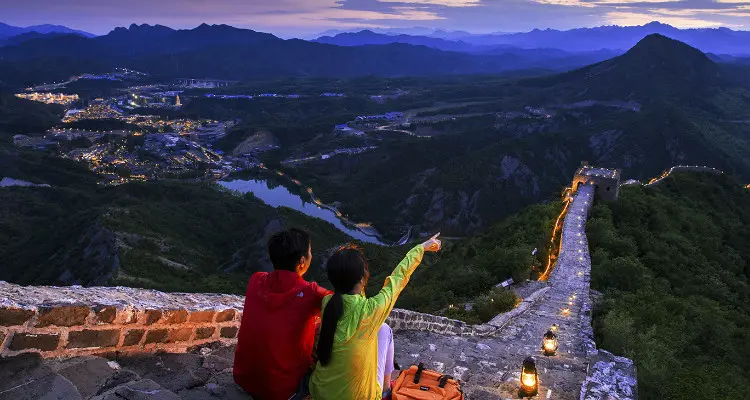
[317,22,750,55]
[0,23,600,87]
[0,22,94,39]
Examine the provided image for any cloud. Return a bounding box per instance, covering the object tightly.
[376,0,482,6]
[526,0,750,28]
[605,11,728,27]
[2,0,749,36]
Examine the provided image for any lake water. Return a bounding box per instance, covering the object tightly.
[218,179,388,245]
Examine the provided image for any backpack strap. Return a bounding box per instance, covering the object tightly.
[438,375,454,388]
[413,363,425,384]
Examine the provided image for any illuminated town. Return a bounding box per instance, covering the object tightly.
[13,69,247,186]
[15,92,79,106]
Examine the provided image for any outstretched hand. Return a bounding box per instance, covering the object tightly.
[421,233,442,252]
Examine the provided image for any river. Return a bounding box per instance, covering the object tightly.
[218,178,390,245]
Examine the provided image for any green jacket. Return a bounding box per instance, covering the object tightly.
[310,245,425,400]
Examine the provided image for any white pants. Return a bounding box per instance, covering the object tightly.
[377,323,395,391]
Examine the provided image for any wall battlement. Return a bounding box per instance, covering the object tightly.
[0,282,244,358]
[0,281,481,359]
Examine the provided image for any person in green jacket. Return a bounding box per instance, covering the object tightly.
[310,233,442,400]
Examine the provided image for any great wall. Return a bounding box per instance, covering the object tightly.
[3,164,730,399]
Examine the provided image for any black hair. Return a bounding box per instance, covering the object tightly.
[317,244,369,366]
[267,228,311,272]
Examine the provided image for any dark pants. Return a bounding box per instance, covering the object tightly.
[288,373,310,400]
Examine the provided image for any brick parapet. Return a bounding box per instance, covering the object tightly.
[386,308,496,337]
[486,286,550,328]
[0,281,243,358]
[1,280,537,359]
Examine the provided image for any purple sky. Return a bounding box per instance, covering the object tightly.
[2,0,749,37]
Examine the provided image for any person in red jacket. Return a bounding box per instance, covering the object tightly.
[233,228,332,400]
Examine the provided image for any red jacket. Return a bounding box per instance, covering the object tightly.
[233,270,332,400]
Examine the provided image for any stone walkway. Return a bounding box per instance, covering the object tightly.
[394,186,597,399]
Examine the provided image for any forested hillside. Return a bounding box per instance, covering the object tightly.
[0,137,560,317]
[0,139,394,293]
[588,173,750,400]
[0,92,63,134]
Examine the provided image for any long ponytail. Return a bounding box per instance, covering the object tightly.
[317,245,369,366]
[317,292,343,366]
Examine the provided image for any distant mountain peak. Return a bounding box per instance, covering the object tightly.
[562,34,722,101]
[625,33,713,62]
[114,23,173,35]
[642,21,673,28]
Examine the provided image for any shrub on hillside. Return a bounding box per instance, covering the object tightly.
[472,287,519,323]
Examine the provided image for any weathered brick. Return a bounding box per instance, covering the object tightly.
[194,327,215,340]
[215,310,236,322]
[119,309,138,324]
[167,328,193,343]
[220,326,239,339]
[144,310,162,325]
[9,332,60,351]
[187,311,215,323]
[35,306,90,327]
[67,329,120,349]
[144,329,168,344]
[94,306,117,324]
[0,308,36,326]
[163,310,188,324]
[122,329,145,346]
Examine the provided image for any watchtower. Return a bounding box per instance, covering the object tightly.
[572,162,621,201]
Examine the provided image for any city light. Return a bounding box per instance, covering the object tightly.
[16,92,79,106]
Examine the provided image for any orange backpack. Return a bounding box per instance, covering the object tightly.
[391,363,465,400]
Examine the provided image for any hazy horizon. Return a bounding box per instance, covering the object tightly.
[1,19,748,41]
[2,0,750,38]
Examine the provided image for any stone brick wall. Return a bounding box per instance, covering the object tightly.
[0,278,544,361]
[386,308,496,337]
[0,281,243,358]
[486,286,549,328]
[0,280,491,359]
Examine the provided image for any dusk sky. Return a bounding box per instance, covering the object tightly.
[2,0,749,37]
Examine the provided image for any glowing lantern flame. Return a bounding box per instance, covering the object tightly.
[543,339,557,354]
[522,372,536,387]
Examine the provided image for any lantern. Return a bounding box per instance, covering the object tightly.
[542,330,558,356]
[519,357,539,397]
